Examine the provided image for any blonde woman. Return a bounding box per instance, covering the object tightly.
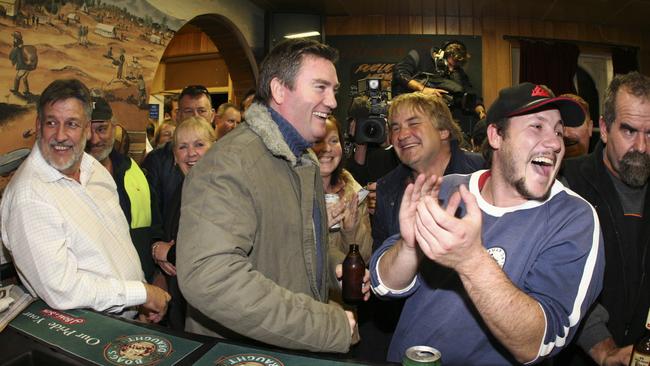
[150,116,215,330]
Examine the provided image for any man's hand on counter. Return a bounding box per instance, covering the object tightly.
[138,283,171,323]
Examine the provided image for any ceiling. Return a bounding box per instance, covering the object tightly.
[249,0,650,31]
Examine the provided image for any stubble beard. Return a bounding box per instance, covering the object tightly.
[92,142,113,162]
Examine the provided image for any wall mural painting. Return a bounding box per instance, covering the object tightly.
[0,0,186,194]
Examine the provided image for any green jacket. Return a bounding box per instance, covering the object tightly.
[110,149,156,282]
[177,103,352,353]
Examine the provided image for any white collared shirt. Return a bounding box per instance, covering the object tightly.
[0,144,147,313]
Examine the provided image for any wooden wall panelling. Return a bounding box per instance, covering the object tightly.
[561,22,580,41]
[481,16,498,105]
[436,15,446,35]
[460,16,474,35]
[473,16,482,38]
[517,18,532,38]
[323,11,649,106]
[445,0,459,17]
[408,0,422,15]
[385,16,400,35]
[459,0,474,17]
[506,17,520,38]
[446,16,460,35]
[641,32,650,74]
[408,16,423,34]
[164,29,218,58]
[543,21,555,39]
[423,16,437,34]
[366,15,386,35]
[326,16,349,35]
[421,0,436,16]
[495,17,513,101]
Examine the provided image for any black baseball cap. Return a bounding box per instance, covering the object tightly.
[487,83,585,127]
[91,96,112,121]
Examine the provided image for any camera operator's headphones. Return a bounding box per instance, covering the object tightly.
[437,40,469,65]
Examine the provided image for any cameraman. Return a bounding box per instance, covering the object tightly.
[391,40,486,135]
[344,95,399,214]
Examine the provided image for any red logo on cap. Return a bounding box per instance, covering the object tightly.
[531,85,550,97]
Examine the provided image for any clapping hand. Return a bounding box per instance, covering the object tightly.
[399,174,443,249]
[414,183,483,272]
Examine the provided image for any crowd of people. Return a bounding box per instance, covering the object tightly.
[1,37,649,366]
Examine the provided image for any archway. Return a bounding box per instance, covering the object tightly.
[188,14,258,104]
[154,13,258,105]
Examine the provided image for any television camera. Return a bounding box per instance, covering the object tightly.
[350,78,390,145]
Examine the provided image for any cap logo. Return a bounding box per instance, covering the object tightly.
[531,85,550,97]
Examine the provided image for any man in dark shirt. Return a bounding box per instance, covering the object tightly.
[391,40,485,136]
[560,71,650,365]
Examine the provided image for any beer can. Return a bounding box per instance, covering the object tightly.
[402,345,442,366]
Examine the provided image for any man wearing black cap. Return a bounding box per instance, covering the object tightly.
[86,97,160,282]
[369,82,605,365]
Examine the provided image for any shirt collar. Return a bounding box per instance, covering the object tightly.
[33,142,95,185]
[267,106,311,158]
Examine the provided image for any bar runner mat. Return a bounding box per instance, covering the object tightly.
[196,343,370,366]
[9,300,202,365]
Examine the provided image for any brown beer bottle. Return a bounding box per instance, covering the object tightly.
[342,244,365,304]
[629,308,650,366]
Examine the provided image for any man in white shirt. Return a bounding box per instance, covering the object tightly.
[0,79,170,321]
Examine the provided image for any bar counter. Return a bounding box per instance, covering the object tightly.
[0,300,393,366]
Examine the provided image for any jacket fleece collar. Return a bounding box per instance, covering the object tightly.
[245,102,319,167]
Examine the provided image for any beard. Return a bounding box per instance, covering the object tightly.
[500,141,553,202]
[38,132,87,173]
[619,151,650,187]
[511,177,552,202]
[89,143,112,162]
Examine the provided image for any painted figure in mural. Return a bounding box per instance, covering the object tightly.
[137,74,147,108]
[117,49,126,80]
[104,46,113,60]
[9,31,37,98]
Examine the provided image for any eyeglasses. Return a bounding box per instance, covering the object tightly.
[180,85,211,101]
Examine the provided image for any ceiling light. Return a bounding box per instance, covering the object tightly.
[284,31,320,39]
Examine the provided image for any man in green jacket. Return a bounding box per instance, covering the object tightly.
[177,39,364,353]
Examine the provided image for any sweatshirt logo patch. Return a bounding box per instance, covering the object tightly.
[487,247,506,268]
[215,354,285,366]
[103,335,172,365]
